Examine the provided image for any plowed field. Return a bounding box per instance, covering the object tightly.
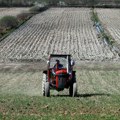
[0,8,119,63]
[96,8,120,45]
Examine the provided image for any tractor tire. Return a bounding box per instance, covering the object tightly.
[45,82,50,97]
[73,82,77,97]
[69,83,73,97]
[42,73,46,96]
[69,72,77,97]
[69,82,77,97]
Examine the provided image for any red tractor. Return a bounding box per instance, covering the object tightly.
[42,54,77,97]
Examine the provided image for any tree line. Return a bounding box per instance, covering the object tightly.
[0,0,120,7]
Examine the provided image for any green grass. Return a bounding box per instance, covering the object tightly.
[0,94,120,120]
[0,65,120,120]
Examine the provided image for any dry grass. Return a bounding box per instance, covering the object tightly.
[0,62,120,96]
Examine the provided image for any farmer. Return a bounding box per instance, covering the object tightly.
[54,59,63,69]
[52,59,63,75]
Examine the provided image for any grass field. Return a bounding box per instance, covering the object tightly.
[0,63,120,120]
[0,94,120,120]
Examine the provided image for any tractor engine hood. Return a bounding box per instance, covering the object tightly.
[55,69,67,75]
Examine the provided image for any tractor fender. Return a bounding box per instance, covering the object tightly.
[72,71,76,75]
[72,71,76,82]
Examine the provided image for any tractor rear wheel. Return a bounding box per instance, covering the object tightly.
[69,72,77,97]
[73,82,77,97]
[69,82,77,97]
[45,82,50,97]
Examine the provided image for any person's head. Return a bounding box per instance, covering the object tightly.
[56,59,60,64]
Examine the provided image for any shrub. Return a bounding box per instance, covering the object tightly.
[0,27,4,35]
[0,26,6,33]
[29,6,41,13]
[17,12,32,22]
[0,27,3,32]
[0,16,18,29]
[29,3,48,14]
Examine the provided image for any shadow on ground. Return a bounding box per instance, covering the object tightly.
[77,93,110,97]
[51,93,110,98]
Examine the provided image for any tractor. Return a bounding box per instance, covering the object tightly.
[42,54,77,97]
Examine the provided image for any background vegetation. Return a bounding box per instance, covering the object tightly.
[0,0,120,7]
[0,4,48,39]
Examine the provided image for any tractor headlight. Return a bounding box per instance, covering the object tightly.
[69,72,72,75]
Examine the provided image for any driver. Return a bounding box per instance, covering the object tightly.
[52,60,63,75]
[54,59,63,69]
[52,60,63,76]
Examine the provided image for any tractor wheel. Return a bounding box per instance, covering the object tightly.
[45,82,50,97]
[73,82,77,97]
[69,83,73,97]
[69,72,77,97]
[69,82,77,97]
[42,73,46,96]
